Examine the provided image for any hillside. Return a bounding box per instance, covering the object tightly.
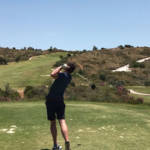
[66,46,150,86]
[0,47,66,64]
[0,52,67,89]
[0,46,149,103]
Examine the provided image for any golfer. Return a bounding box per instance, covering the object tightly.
[45,62,75,150]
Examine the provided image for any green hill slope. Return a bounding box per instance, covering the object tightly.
[0,52,67,89]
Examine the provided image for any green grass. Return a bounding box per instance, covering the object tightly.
[0,52,66,89]
[0,101,150,150]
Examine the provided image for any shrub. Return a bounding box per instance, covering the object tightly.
[4,84,20,100]
[129,61,145,68]
[90,84,96,90]
[99,73,106,81]
[135,98,144,104]
[144,81,150,86]
[15,55,21,62]
[124,45,134,48]
[78,69,84,75]
[92,46,98,51]
[70,81,76,87]
[24,85,48,99]
[67,53,71,57]
[118,45,124,49]
[0,56,7,65]
[0,84,20,101]
[0,96,11,102]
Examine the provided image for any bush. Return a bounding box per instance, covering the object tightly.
[124,45,134,48]
[15,55,21,62]
[24,85,48,99]
[129,61,145,68]
[90,84,96,90]
[99,73,106,81]
[70,81,76,87]
[92,46,98,51]
[135,98,144,104]
[0,84,20,101]
[0,96,11,102]
[0,56,7,65]
[118,45,124,49]
[144,81,150,86]
[78,69,84,75]
[116,86,144,104]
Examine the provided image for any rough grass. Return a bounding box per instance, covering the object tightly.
[0,101,150,150]
[0,52,67,89]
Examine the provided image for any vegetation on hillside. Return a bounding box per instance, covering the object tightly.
[0,46,66,64]
[0,45,149,103]
[66,46,150,86]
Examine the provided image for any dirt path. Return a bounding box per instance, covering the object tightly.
[29,56,33,61]
[17,89,24,99]
[129,89,150,96]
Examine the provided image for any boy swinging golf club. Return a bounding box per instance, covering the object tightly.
[45,62,76,150]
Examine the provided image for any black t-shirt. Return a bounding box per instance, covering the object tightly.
[46,72,72,101]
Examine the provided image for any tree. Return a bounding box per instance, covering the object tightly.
[15,55,21,62]
[0,56,7,65]
[124,44,134,48]
[118,45,124,49]
[92,45,98,51]
[48,46,53,52]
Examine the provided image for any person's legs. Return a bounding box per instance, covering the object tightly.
[50,120,58,146]
[59,119,69,142]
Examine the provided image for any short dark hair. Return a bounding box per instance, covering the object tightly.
[66,62,76,73]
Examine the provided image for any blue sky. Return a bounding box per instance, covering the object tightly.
[0,0,150,50]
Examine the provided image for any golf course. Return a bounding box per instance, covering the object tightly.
[1,1,150,149]
[0,52,150,150]
[0,101,150,150]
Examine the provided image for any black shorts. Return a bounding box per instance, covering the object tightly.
[45,100,65,121]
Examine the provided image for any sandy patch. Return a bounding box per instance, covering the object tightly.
[0,125,17,134]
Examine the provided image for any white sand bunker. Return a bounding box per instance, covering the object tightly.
[112,57,150,72]
[0,125,17,134]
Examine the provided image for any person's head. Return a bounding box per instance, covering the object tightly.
[65,62,76,73]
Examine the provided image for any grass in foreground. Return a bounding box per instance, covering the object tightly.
[0,101,150,150]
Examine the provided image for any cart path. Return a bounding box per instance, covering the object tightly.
[129,89,150,96]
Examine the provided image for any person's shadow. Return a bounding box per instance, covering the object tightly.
[40,149,51,150]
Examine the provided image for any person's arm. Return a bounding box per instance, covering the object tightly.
[51,66,62,79]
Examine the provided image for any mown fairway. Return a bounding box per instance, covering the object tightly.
[0,52,66,89]
[0,101,150,150]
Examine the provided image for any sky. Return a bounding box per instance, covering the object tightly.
[0,0,150,50]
